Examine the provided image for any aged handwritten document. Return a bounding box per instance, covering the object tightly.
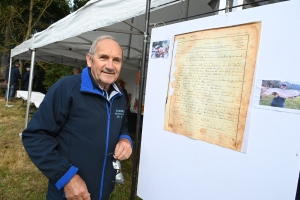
[164,23,261,151]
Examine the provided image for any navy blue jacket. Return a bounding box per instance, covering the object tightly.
[23,71,30,90]
[271,96,285,107]
[6,65,21,85]
[22,67,132,200]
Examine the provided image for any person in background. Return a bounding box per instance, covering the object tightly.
[5,62,21,101]
[117,77,129,104]
[73,66,82,75]
[22,35,132,200]
[23,64,31,91]
[270,83,287,107]
[151,45,161,58]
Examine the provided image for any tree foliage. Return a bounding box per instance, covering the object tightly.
[40,63,73,91]
[72,0,89,12]
[0,0,71,77]
[262,80,300,91]
[262,80,281,88]
[0,0,90,92]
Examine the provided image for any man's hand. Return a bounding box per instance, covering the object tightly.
[64,174,90,200]
[113,138,132,160]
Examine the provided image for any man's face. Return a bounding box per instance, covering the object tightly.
[281,85,286,90]
[86,39,123,90]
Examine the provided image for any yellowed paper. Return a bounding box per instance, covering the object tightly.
[164,22,261,151]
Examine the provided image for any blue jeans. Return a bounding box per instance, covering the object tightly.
[5,85,16,100]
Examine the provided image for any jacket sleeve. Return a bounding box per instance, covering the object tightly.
[22,78,75,185]
[118,98,133,147]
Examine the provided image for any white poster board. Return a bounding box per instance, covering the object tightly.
[138,1,300,199]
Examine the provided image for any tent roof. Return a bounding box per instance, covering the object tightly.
[10,0,215,70]
[11,0,284,70]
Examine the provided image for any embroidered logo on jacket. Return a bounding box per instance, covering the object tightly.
[115,109,125,118]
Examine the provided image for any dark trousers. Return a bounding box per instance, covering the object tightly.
[5,84,16,100]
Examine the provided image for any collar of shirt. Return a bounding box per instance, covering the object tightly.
[98,83,121,101]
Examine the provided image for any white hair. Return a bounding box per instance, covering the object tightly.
[88,35,123,58]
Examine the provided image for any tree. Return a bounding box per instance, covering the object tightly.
[43,64,73,91]
[0,0,71,78]
[262,80,281,88]
[72,0,89,12]
[0,0,89,92]
[0,0,19,71]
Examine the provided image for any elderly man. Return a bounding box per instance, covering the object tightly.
[22,35,132,200]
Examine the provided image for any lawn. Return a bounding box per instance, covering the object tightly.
[0,97,141,200]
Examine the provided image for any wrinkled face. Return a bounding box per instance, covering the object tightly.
[86,39,123,90]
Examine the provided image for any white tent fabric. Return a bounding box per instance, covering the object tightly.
[12,0,170,54]
[11,0,215,69]
[11,0,178,66]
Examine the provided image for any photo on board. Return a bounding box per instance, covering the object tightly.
[151,40,170,59]
[259,80,300,110]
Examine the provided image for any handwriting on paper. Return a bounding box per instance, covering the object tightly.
[164,23,262,151]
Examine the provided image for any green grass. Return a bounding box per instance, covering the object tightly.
[259,95,300,110]
[0,97,141,200]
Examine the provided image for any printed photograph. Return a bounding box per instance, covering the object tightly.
[151,40,170,59]
[259,80,300,110]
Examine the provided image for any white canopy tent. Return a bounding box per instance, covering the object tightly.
[6,0,286,198]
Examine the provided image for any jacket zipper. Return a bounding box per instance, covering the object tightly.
[99,94,122,200]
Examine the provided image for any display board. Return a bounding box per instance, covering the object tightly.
[138,0,300,199]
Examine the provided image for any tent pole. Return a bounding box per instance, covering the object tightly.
[5,57,13,107]
[130,0,151,199]
[185,0,190,21]
[25,49,36,128]
[127,18,134,59]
